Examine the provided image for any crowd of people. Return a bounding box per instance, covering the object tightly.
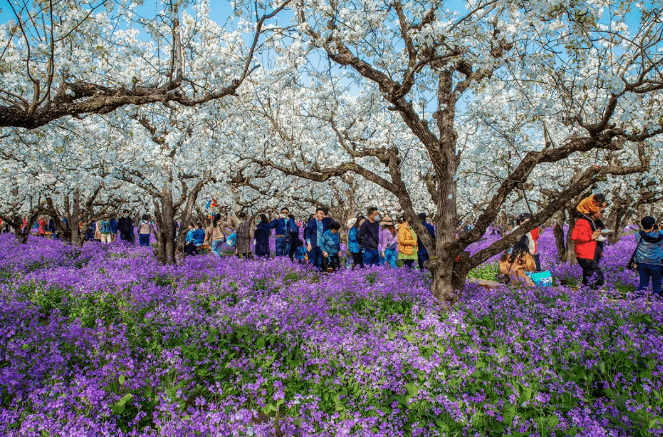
[2,196,661,297]
[498,193,662,297]
[178,206,437,273]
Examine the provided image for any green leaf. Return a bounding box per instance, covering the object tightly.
[261,404,276,415]
[406,383,419,397]
[117,393,133,406]
[119,374,125,385]
[41,431,50,437]
[434,418,450,431]
[475,360,486,369]
[548,415,559,428]
[599,362,605,374]
[520,386,532,404]
[503,403,516,425]
[256,336,266,349]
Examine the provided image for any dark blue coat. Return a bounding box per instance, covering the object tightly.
[304,217,331,247]
[270,218,298,236]
[254,222,271,257]
[417,221,436,256]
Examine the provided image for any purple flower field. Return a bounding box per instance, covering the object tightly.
[0,232,662,436]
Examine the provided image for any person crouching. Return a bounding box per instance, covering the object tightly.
[320,221,342,272]
[499,242,536,286]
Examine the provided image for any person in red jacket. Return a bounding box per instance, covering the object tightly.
[38,217,47,237]
[571,194,607,289]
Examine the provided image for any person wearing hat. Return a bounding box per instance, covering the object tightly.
[347,216,365,269]
[571,193,607,289]
[379,216,398,268]
[634,216,663,297]
[417,213,436,271]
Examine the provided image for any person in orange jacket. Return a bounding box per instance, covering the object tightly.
[571,193,607,289]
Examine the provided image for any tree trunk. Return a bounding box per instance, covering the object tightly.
[564,213,578,264]
[155,188,177,265]
[553,211,566,260]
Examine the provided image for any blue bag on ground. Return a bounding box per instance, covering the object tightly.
[527,271,553,287]
[226,233,237,247]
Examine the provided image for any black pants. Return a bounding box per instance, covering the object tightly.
[403,259,415,269]
[533,253,542,272]
[185,242,199,256]
[322,254,341,272]
[577,258,604,290]
[351,252,364,269]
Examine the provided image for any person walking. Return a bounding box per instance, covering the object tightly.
[417,213,436,271]
[397,215,418,269]
[288,213,300,261]
[358,207,381,267]
[38,217,47,237]
[118,210,134,243]
[320,221,342,272]
[110,216,119,242]
[254,214,271,258]
[305,208,331,269]
[138,215,152,247]
[235,212,253,259]
[48,218,57,240]
[94,220,102,242]
[571,194,606,289]
[270,207,292,257]
[634,216,663,297]
[347,216,365,269]
[379,216,398,268]
[205,214,227,258]
[99,218,113,243]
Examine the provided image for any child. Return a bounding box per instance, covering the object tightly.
[320,221,342,272]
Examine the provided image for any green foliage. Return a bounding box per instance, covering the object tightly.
[468,263,499,281]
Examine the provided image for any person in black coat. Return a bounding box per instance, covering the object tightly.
[254,214,271,258]
[118,210,134,243]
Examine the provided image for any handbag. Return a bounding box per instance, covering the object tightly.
[526,271,553,287]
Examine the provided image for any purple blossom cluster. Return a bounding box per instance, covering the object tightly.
[0,232,661,436]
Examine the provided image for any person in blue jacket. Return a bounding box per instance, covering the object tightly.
[185,223,206,255]
[347,216,365,269]
[320,221,342,272]
[417,213,436,271]
[110,216,119,241]
[305,207,332,270]
[288,213,301,261]
[635,216,663,297]
[270,207,297,257]
[255,214,271,258]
